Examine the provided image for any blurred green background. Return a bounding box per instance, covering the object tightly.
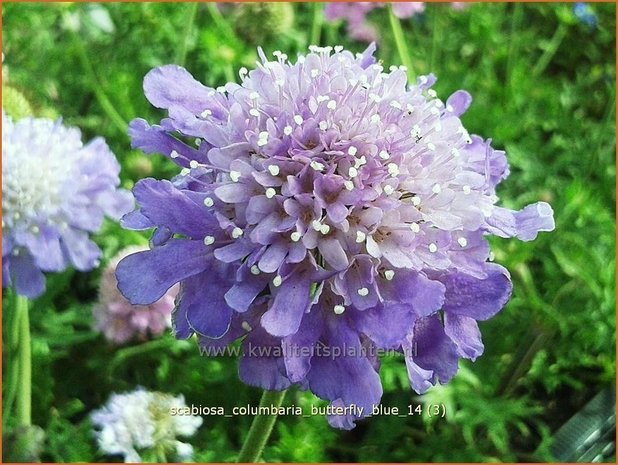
[2,2,616,462]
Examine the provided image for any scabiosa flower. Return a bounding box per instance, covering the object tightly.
[91,388,202,462]
[93,246,177,344]
[117,44,554,429]
[2,113,133,298]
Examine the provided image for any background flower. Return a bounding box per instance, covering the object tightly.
[91,388,202,462]
[2,113,133,298]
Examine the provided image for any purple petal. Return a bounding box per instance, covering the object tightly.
[410,314,459,385]
[133,178,216,237]
[143,65,214,113]
[261,271,313,337]
[444,313,484,360]
[446,90,472,116]
[239,328,291,390]
[485,202,555,241]
[441,263,512,320]
[116,239,207,305]
[9,252,46,298]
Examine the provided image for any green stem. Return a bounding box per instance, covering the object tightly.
[429,8,440,71]
[237,390,287,463]
[3,294,21,426]
[532,23,568,77]
[175,2,199,66]
[71,30,128,134]
[505,2,523,98]
[15,294,31,427]
[310,2,323,46]
[388,6,413,80]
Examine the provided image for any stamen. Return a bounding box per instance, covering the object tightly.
[232,227,244,238]
[204,236,215,246]
[250,265,260,275]
[429,243,438,253]
[230,171,242,182]
[290,231,302,242]
[409,222,420,233]
[267,165,280,176]
[273,275,283,287]
[334,305,346,315]
[203,197,214,207]
[457,237,468,247]
[265,188,276,199]
[355,231,366,243]
[357,287,369,297]
[384,270,395,281]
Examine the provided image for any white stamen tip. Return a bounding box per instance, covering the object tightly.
[204,236,215,246]
[384,270,395,281]
[265,188,276,199]
[379,150,390,160]
[311,69,319,78]
[429,243,438,253]
[284,125,293,135]
[354,156,367,168]
[348,167,359,178]
[327,100,337,110]
[232,227,244,238]
[355,231,366,243]
[230,171,242,182]
[241,321,252,331]
[334,305,346,315]
[273,275,283,287]
[311,220,322,231]
[290,231,302,242]
[390,100,402,109]
[257,131,269,146]
[463,185,471,195]
[457,237,468,247]
[249,108,260,117]
[201,109,212,118]
[249,91,260,100]
[428,89,437,98]
[180,168,191,176]
[294,115,304,125]
[348,146,358,156]
[451,148,460,158]
[320,224,331,235]
[357,287,369,297]
[250,265,260,275]
[344,180,354,191]
[310,160,325,172]
[319,121,328,130]
[383,185,395,195]
[267,165,280,176]
[370,114,381,124]
[427,143,436,151]
[170,150,180,159]
[387,163,400,177]
[189,160,199,169]
[432,184,442,194]
[412,196,421,206]
[410,222,420,233]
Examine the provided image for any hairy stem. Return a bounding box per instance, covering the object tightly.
[237,389,287,463]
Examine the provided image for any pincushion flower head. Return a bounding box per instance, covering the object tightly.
[91,388,202,462]
[2,112,133,298]
[117,44,554,429]
[93,246,177,344]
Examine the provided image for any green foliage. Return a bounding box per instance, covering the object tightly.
[2,2,615,462]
